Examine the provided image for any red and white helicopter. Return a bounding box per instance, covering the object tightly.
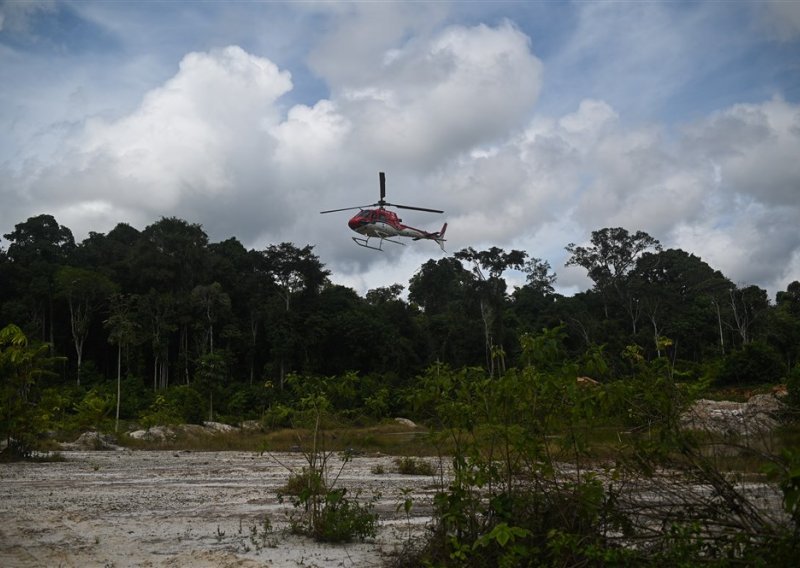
[320,172,447,251]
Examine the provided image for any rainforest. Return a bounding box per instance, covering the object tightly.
[2,213,799,567]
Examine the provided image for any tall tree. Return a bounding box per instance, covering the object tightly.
[190,282,231,356]
[130,218,211,386]
[510,258,560,349]
[729,284,769,346]
[129,217,210,294]
[408,257,471,315]
[454,247,527,376]
[73,223,141,286]
[208,239,265,383]
[521,257,557,295]
[104,294,140,432]
[3,215,76,344]
[138,290,176,390]
[409,257,479,367]
[55,266,117,385]
[263,243,329,387]
[770,281,800,369]
[263,243,329,311]
[566,227,662,327]
[630,249,731,359]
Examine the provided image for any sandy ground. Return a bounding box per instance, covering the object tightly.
[0,450,442,567]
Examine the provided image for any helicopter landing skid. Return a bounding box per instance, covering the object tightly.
[352,236,405,251]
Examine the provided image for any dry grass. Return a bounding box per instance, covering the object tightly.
[117,421,437,455]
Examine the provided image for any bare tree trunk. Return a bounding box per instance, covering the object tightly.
[115,343,121,433]
[651,314,662,358]
[712,298,725,355]
[249,315,258,385]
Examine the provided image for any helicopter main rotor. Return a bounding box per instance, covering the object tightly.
[320,172,444,214]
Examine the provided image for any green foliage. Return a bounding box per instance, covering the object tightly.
[394,456,435,476]
[716,341,785,386]
[786,365,800,412]
[69,387,114,431]
[139,385,205,427]
[403,327,798,568]
[765,448,800,525]
[226,383,270,419]
[262,403,294,429]
[276,397,379,544]
[303,488,378,543]
[0,324,61,459]
[280,467,325,498]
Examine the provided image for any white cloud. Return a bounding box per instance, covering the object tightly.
[6,46,294,240]
[1,5,798,301]
[330,21,543,169]
[306,1,448,89]
[683,97,800,207]
[270,100,351,174]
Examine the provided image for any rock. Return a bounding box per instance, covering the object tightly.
[394,417,417,428]
[202,421,238,433]
[62,431,122,451]
[128,426,175,441]
[239,420,262,432]
[680,393,786,436]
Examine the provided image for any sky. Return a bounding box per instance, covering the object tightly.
[1,0,799,300]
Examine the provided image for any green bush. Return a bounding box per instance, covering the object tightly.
[226,384,270,419]
[69,387,114,431]
[716,342,785,386]
[309,488,378,543]
[262,403,293,429]
[787,365,800,414]
[394,456,434,476]
[139,385,205,426]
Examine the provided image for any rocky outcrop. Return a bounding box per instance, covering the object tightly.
[127,421,241,442]
[394,417,417,428]
[680,393,786,436]
[61,431,123,451]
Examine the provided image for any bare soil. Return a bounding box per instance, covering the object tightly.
[0,450,441,567]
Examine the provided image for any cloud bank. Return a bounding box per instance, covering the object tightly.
[1,3,798,300]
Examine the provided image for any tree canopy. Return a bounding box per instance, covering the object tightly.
[0,214,796,425]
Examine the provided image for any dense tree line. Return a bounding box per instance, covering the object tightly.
[1,214,798,429]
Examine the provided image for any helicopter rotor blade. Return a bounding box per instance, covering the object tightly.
[388,203,444,214]
[320,204,374,214]
[320,171,444,215]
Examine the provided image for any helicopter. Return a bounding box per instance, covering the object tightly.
[320,172,447,251]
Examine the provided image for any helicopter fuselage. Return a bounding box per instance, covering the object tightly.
[348,209,426,239]
[346,208,447,251]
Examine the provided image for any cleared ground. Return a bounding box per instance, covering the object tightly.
[0,450,441,567]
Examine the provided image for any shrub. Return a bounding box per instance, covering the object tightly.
[787,365,800,415]
[139,385,205,426]
[308,488,378,543]
[716,342,785,386]
[394,456,434,476]
[69,387,114,431]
